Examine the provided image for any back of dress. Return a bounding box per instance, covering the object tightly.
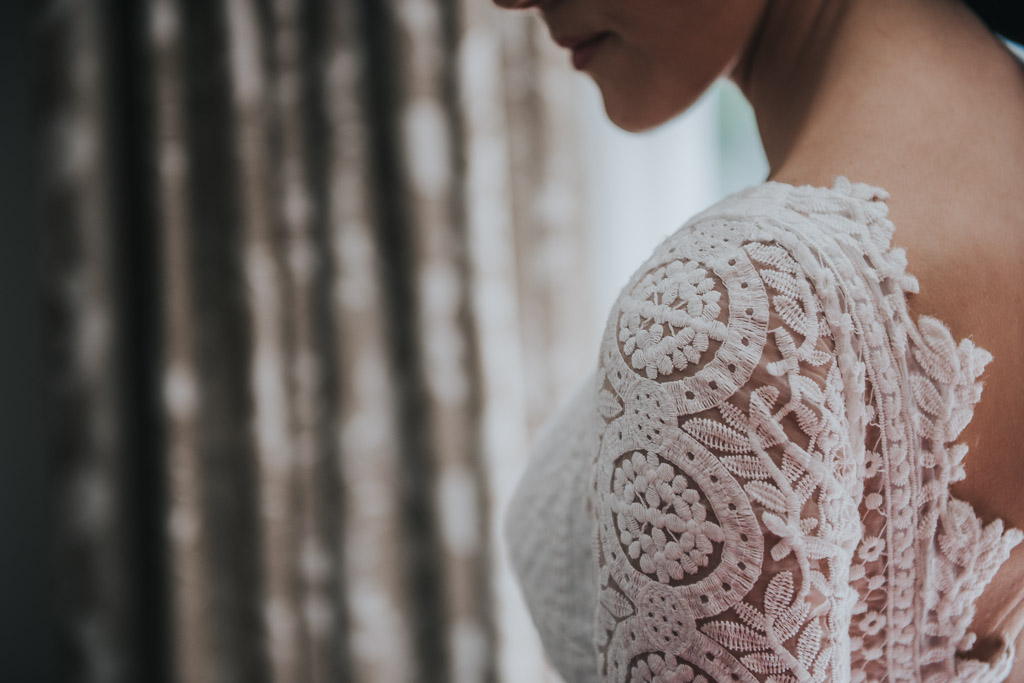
[505,176,1023,683]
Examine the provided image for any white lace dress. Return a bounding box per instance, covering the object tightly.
[505,176,1023,683]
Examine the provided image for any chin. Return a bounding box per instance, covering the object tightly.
[605,107,664,134]
[599,84,699,134]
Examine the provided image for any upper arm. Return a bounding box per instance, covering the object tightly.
[591,226,861,682]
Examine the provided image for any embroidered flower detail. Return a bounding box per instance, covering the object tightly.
[892,460,912,487]
[859,610,887,637]
[936,498,983,567]
[861,644,885,662]
[858,535,885,563]
[893,503,914,530]
[612,451,725,582]
[630,653,709,683]
[863,450,882,479]
[618,260,729,380]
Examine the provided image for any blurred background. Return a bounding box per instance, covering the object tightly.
[0,0,767,682]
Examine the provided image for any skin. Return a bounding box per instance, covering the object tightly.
[495,0,1024,673]
[518,0,769,134]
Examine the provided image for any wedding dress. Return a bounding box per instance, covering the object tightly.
[505,176,1023,682]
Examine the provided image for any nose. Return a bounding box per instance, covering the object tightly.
[492,0,541,9]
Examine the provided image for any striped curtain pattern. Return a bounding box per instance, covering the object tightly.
[37,0,594,681]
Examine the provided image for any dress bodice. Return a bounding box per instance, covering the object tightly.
[505,176,1023,682]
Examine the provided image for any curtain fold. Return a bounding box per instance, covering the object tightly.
[39,1,594,681]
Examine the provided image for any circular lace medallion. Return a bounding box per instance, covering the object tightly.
[597,378,764,618]
[617,259,729,381]
[606,222,768,415]
[612,450,726,583]
[604,583,757,683]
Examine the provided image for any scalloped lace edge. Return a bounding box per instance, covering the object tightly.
[758,174,1024,677]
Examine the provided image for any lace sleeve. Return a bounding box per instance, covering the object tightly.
[591,229,862,683]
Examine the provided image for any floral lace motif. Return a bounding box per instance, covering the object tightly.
[618,260,729,380]
[590,177,1024,683]
[613,451,727,581]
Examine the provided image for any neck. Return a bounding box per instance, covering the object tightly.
[726,0,1024,187]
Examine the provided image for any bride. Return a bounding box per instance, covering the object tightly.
[495,0,1024,681]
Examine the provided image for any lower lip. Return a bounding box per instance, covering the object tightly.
[572,33,609,70]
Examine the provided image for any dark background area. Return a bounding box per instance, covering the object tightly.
[1,0,56,680]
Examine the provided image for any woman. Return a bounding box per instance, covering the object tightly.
[497,0,1024,681]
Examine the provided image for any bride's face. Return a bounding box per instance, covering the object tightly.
[493,0,768,132]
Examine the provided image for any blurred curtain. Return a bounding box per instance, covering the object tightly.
[36,0,593,682]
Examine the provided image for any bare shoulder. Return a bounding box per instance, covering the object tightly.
[880,176,1024,664]
[882,185,1024,524]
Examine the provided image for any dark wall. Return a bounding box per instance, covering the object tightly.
[0,0,55,681]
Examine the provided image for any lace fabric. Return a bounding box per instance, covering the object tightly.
[506,176,1023,683]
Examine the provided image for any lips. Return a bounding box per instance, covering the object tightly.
[560,32,611,70]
